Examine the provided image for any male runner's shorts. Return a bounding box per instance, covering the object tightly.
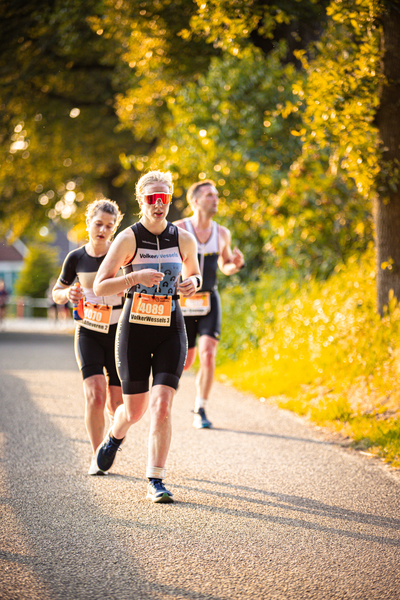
[74,323,121,386]
[115,302,187,395]
[184,289,222,349]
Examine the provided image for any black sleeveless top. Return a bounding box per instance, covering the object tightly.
[184,219,219,292]
[123,222,183,311]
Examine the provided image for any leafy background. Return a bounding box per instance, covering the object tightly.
[1,0,399,465]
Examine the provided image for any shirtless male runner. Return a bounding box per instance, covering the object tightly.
[175,180,245,429]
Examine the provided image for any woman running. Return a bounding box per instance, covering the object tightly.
[93,170,201,503]
[52,199,124,475]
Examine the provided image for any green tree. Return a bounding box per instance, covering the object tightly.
[14,243,59,299]
[141,43,303,274]
[0,0,218,240]
[0,0,141,239]
[185,0,329,63]
[266,150,373,277]
[265,0,379,277]
[4,0,395,301]
[181,0,398,295]
[141,2,372,279]
[279,0,400,310]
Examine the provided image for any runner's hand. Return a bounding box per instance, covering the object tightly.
[136,269,164,288]
[178,277,197,297]
[232,247,245,269]
[67,286,83,303]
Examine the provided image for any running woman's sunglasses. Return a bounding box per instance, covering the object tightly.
[142,193,172,205]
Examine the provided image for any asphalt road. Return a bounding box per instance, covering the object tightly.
[0,328,399,600]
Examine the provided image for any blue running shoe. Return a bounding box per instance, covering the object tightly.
[193,407,212,429]
[146,479,174,503]
[96,431,122,472]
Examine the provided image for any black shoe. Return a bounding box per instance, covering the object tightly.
[146,479,174,503]
[96,431,122,472]
[193,407,212,429]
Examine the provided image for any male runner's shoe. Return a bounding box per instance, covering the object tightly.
[96,431,123,472]
[193,407,212,429]
[88,455,106,476]
[146,479,174,503]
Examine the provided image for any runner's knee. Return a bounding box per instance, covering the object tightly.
[150,393,173,424]
[199,345,217,368]
[84,378,106,409]
[124,403,147,424]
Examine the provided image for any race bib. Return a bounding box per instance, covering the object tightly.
[129,292,172,326]
[82,302,112,333]
[180,292,211,316]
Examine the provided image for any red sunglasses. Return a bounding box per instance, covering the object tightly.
[143,193,172,205]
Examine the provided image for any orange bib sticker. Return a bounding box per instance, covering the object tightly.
[129,292,172,326]
[180,292,211,316]
[82,302,112,333]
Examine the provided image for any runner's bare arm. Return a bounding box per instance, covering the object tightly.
[52,281,83,305]
[177,228,202,297]
[218,226,245,276]
[94,228,164,296]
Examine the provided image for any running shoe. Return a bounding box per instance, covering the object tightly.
[146,479,174,503]
[88,455,106,476]
[193,407,212,429]
[96,430,123,472]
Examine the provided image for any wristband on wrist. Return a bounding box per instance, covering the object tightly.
[192,275,201,291]
[125,272,133,289]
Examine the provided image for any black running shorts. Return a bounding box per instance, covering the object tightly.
[74,323,121,386]
[115,301,187,395]
[184,289,222,349]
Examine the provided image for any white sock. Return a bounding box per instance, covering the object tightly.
[146,466,167,479]
[194,397,207,412]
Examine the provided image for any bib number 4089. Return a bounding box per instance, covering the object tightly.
[130,292,171,326]
[138,302,165,315]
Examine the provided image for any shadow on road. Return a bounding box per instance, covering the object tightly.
[1,370,220,600]
[175,478,400,545]
[1,332,400,599]
[212,426,333,445]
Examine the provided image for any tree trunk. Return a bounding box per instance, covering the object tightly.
[375,5,400,314]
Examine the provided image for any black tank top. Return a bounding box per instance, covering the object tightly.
[123,222,182,311]
[184,219,219,292]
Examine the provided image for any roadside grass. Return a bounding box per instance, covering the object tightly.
[216,244,400,468]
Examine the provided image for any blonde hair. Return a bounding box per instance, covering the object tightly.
[85,199,123,231]
[135,170,174,199]
[186,179,216,210]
